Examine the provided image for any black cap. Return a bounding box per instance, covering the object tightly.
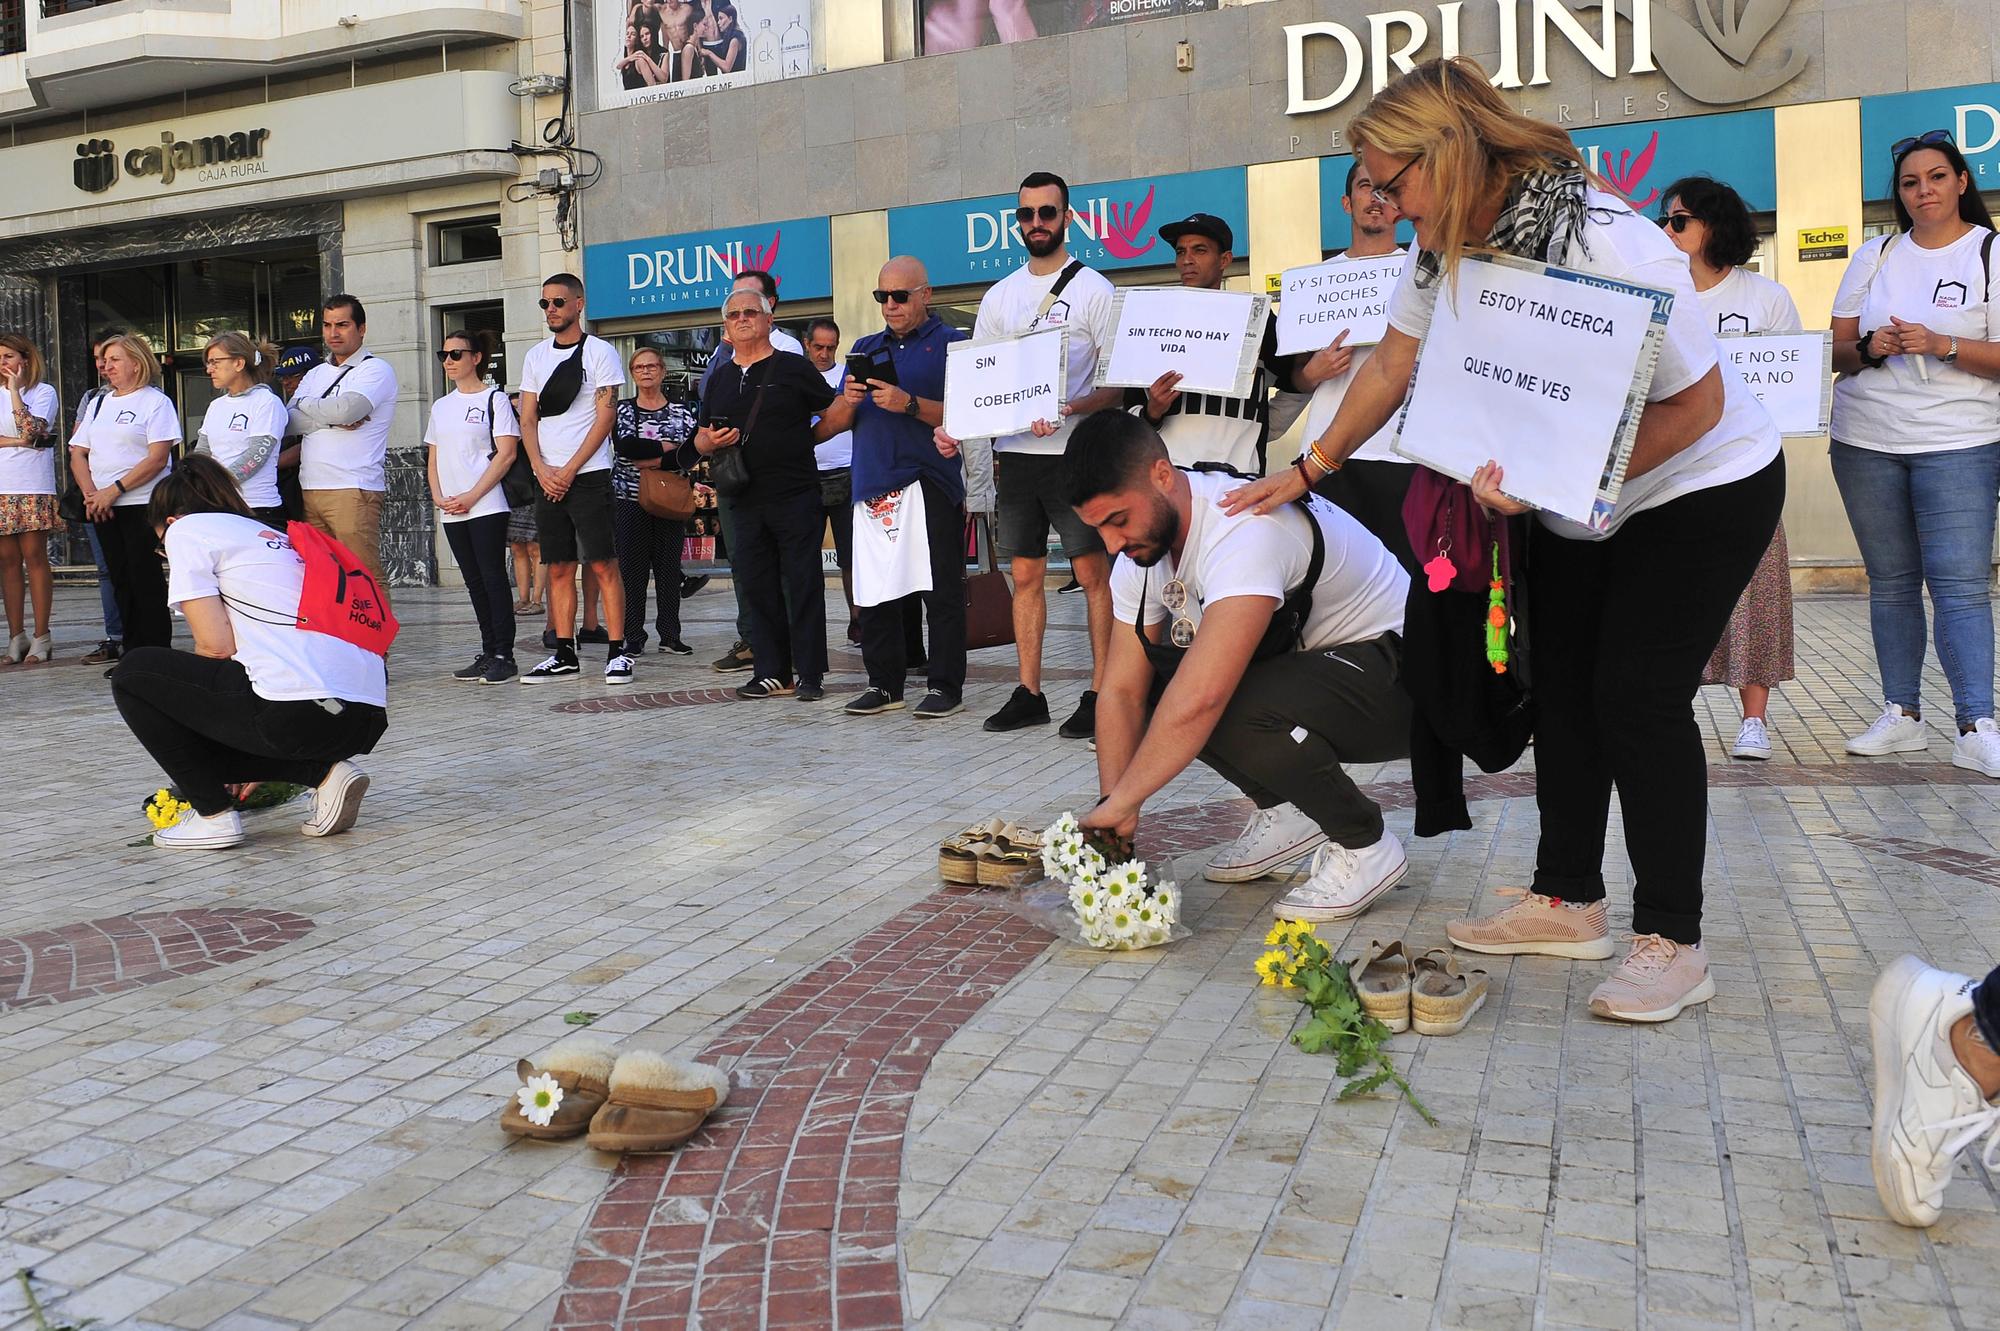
[1158,212,1233,252]
[276,345,322,377]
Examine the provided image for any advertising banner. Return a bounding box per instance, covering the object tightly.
[1860,83,2000,199]
[597,0,817,110]
[918,0,1211,55]
[582,215,833,320]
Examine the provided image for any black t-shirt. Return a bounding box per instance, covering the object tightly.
[699,349,836,505]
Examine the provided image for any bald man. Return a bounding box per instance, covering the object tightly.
[838,258,971,719]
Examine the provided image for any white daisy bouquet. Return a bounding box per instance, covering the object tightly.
[1039,812,1181,951]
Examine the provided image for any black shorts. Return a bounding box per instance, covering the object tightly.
[536,470,616,565]
[994,451,1104,561]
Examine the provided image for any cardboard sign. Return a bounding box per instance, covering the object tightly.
[944,328,1069,440]
[1274,252,1406,354]
[1720,331,1833,436]
[1094,287,1271,396]
[1392,254,1670,532]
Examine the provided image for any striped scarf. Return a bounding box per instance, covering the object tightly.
[1413,164,1595,289]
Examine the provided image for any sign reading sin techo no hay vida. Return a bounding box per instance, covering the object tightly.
[1096,288,1272,397]
[944,328,1070,440]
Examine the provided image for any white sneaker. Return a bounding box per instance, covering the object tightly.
[1847,704,1928,756]
[303,760,368,838]
[153,807,244,850]
[1207,803,1329,883]
[1731,716,1771,761]
[1869,956,2000,1228]
[1271,833,1407,923]
[605,653,635,686]
[1952,718,2000,778]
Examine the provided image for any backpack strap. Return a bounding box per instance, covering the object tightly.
[1036,259,1085,321]
[484,387,503,460]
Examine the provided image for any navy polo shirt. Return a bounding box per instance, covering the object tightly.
[847,313,966,506]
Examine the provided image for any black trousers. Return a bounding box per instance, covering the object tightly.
[111,648,388,817]
[734,489,829,686]
[1529,455,1784,944]
[94,505,171,650]
[858,477,965,697]
[1316,460,1469,836]
[1197,634,1411,849]
[613,497,684,649]
[442,512,516,660]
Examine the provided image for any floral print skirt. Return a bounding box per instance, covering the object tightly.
[1703,520,1794,689]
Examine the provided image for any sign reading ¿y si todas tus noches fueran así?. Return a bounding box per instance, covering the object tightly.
[584,216,834,320]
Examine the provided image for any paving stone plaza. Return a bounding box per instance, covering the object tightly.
[2,582,1997,1331]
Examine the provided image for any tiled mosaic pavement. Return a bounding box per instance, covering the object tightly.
[2,582,1998,1330]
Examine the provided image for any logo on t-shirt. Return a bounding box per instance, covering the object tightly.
[1035,300,1072,329]
[114,410,137,424]
[1716,312,1750,335]
[1934,280,1969,310]
[229,413,249,431]
[464,407,487,424]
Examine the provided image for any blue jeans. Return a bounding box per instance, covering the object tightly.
[1830,441,2000,727]
[83,521,121,640]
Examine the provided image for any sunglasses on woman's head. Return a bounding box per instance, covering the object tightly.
[436,349,475,362]
[1659,214,1694,233]
[1892,129,1954,158]
[1015,205,1064,226]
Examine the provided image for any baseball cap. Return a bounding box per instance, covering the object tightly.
[276,345,321,377]
[1158,213,1234,252]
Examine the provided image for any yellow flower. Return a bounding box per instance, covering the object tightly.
[1263,923,1290,948]
[1254,949,1289,986]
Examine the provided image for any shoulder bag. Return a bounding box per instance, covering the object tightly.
[485,388,540,509]
[706,368,768,499]
[963,512,1015,651]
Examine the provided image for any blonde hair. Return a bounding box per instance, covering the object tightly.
[101,333,162,391]
[1349,57,1596,288]
[204,331,279,388]
[0,334,45,392]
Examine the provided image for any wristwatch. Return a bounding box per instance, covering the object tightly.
[902,394,921,418]
[1944,336,1961,364]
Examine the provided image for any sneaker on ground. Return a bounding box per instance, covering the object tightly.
[1207,803,1329,883]
[605,653,635,685]
[1058,690,1098,740]
[153,807,245,850]
[659,638,693,656]
[481,657,518,685]
[681,574,710,598]
[577,625,610,645]
[1057,577,1082,594]
[452,654,491,682]
[912,690,963,719]
[303,760,369,838]
[984,685,1050,732]
[1731,716,1771,761]
[1869,956,2000,1228]
[845,687,904,715]
[712,641,755,673]
[81,639,121,665]
[1446,889,1614,959]
[736,677,794,700]
[795,680,824,702]
[1848,703,1928,756]
[1588,934,1714,1023]
[1271,833,1408,923]
[519,654,581,684]
[1952,718,2000,778]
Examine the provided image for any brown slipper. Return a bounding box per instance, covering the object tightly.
[974,822,1043,888]
[586,1051,731,1153]
[941,817,1007,885]
[1412,948,1491,1036]
[500,1035,615,1140]
[1344,939,1413,1033]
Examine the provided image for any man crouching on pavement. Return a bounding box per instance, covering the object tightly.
[1068,411,1415,923]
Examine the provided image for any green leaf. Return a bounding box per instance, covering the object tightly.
[563,1011,599,1026]
[1291,1015,1339,1055]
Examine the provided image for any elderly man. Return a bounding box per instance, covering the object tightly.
[1065,410,1414,924]
[839,257,970,718]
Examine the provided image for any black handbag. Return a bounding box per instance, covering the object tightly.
[706,376,766,499]
[482,387,540,508]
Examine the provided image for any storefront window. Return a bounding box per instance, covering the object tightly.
[84,266,169,353]
[263,257,321,347]
[596,0,820,111]
[435,217,502,266]
[918,0,1210,55]
[437,302,508,393]
[176,258,261,351]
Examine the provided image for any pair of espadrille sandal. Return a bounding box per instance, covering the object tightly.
[938,817,1042,888]
[1347,940,1491,1036]
[501,1035,731,1153]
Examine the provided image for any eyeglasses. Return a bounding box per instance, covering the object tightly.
[723,308,765,320]
[436,348,476,362]
[538,297,571,310]
[1371,156,1420,206]
[1891,129,1954,158]
[872,288,923,305]
[1659,213,1694,233]
[202,356,238,367]
[1015,205,1064,227]
[1160,578,1195,649]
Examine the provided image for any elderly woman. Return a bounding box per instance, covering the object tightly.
[1226,57,1783,1024]
[69,332,178,659]
[692,288,850,701]
[196,331,289,526]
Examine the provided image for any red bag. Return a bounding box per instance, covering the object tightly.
[287,521,398,656]
[1402,466,1512,596]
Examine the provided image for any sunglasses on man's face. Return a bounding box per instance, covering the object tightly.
[538,297,571,310]
[872,288,923,305]
[436,349,476,362]
[1892,129,1954,158]
[1015,205,1064,227]
[1659,214,1694,233]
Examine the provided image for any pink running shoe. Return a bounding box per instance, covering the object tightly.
[1587,935,1715,1023]
[1446,889,1614,960]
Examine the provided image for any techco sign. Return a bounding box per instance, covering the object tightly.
[1285,0,1807,118]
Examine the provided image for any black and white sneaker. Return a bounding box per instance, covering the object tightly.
[452,655,491,682]
[481,657,518,685]
[520,654,581,684]
[736,677,793,700]
[913,690,963,719]
[605,653,635,685]
[659,638,693,656]
[795,680,825,702]
[844,687,905,715]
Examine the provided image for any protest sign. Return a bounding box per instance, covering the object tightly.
[944,328,1069,440]
[1719,331,1832,436]
[1391,253,1670,532]
[1094,287,1271,397]
[1274,252,1406,355]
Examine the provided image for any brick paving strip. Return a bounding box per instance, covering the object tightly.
[0,908,312,1011]
[552,758,1985,1329]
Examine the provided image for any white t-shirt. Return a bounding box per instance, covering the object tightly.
[1299,248,1412,465]
[70,385,179,506]
[814,363,852,471]
[972,259,1117,455]
[1698,266,1802,337]
[291,353,398,492]
[199,386,288,511]
[521,335,625,472]
[1388,190,1782,539]
[1111,470,1408,652]
[425,387,520,523]
[0,382,60,496]
[164,511,387,707]
[1830,228,2000,453]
